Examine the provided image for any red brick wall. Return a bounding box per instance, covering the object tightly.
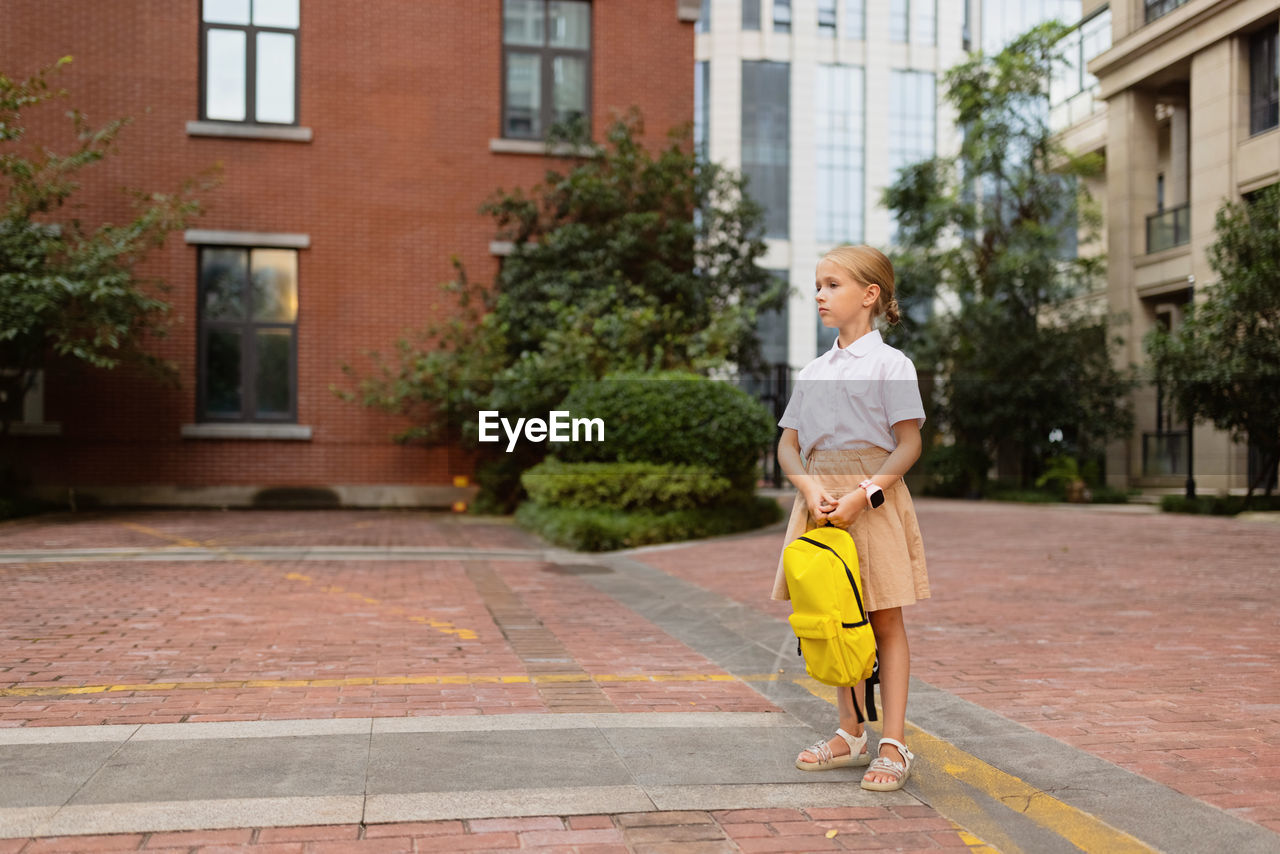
[2,0,694,491]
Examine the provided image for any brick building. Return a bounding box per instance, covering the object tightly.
[3,0,700,507]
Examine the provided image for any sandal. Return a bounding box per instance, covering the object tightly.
[861,737,914,791]
[795,727,870,771]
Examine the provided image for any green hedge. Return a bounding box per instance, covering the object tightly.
[515,495,784,551]
[1160,494,1280,515]
[556,372,775,490]
[521,458,732,512]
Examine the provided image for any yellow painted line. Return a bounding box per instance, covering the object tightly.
[953,823,1001,853]
[794,677,1156,854]
[119,528,479,641]
[120,522,205,549]
[0,672,780,699]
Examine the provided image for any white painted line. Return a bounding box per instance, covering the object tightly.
[371,711,803,734]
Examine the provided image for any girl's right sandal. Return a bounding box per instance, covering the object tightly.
[860,737,914,791]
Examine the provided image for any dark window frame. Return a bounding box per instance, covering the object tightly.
[1249,26,1279,136]
[198,0,301,126]
[1143,0,1189,26]
[501,0,593,141]
[196,246,300,424]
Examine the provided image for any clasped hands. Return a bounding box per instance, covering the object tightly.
[803,486,867,529]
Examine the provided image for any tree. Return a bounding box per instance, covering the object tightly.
[884,23,1132,491]
[1147,185,1280,497]
[0,58,208,437]
[342,111,784,509]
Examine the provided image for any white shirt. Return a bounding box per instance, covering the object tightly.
[779,329,926,456]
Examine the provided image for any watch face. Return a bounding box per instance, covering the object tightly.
[869,489,885,508]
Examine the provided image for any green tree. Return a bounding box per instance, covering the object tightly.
[0,58,208,437]
[884,22,1132,491]
[342,111,783,509]
[1147,185,1280,497]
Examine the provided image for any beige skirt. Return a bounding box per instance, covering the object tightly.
[772,446,930,612]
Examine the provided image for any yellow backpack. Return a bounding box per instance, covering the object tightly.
[783,525,878,702]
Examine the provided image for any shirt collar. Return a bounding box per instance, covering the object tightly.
[828,328,883,359]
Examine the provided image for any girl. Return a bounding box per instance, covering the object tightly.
[773,244,929,792]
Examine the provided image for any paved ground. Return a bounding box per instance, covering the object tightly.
[0,501,1277,853]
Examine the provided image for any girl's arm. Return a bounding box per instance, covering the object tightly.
[778,427,837,524]
[824,419,922,528]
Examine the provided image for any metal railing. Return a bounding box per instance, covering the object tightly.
[1146,204,1190,254]
[1143,431,1188,476]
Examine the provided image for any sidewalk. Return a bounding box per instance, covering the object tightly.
[1,502,1278,852]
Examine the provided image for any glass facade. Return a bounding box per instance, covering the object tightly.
[891,0,935,46]
[888,70,936,178]
[1049,6,1111,131]
[742,61,791,239]
[981,0,1079,54]
[815,64,865,245]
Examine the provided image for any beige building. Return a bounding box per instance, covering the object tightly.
[1061,0,1279,493]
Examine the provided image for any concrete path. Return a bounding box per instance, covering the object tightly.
[1,504,1278,852]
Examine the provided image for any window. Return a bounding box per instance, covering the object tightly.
[816,64,865,245]
[502,0,591,140]
[774,0,792,34]
[1144,0,1189,26]
[200,0,299,125]
[890,0,909,42]
[694,61,710,160]
[889,0,935,45]
[819,0,836,37]
[697,0,710,33]
[744,0,761,31]
[888,70,936,177]
[742,61,791,239]
[1049,6,1111,131]
[982,0,1080,54]
[198,247,299,422]
[1250,27,1279,136]
[888,70,935,242]
[846,0,865,41]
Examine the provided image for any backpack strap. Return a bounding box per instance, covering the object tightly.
[852,656,880,723]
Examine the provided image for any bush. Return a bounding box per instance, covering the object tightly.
[921,443,988,498]
[521,458,732,512]
[1160,494,1280,515]
[515,495,784,551]
[1088,484,1132,504]
[556,372,775,490]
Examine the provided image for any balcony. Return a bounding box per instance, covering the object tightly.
[1146,204,1190,254]
[1144,0,1190,25]
[1143,431,1188,476]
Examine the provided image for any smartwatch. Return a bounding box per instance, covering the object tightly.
[859,479,885,509]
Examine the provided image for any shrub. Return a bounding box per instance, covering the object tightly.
[556,372,775,490]
[521,458,732,512]
[1160,494,1280,515]
[921,443,988,498]
[515,495,783,551]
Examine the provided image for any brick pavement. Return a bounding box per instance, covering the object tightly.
[637,498,1280,834]
[0,513,775,727]
[0,808,983,853]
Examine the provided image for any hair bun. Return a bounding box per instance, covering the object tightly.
[885,298,901,326]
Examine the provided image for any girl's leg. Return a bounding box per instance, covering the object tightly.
[796,678,868,763]
[865,607,909,784]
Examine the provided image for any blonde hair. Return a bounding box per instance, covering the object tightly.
[821,245,900,325]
